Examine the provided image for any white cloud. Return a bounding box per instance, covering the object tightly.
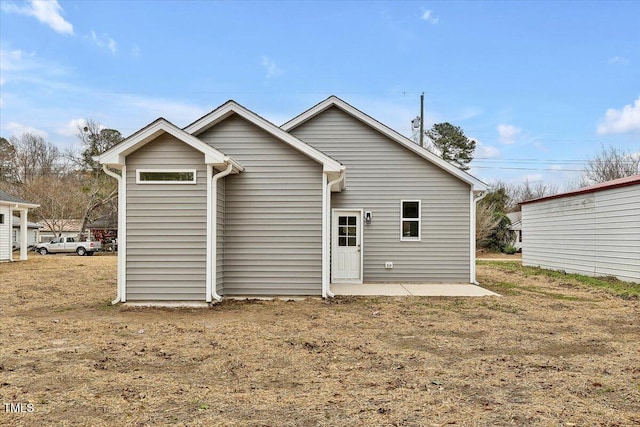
[608,56,629,65]
[57,118,87,137]
[497,124,522,145]
[522,174,544,183]
[261,56,284,79]
[107,38,117,55]
[473,139,500,159]
[421,9,439,24]
[88,30,118,55]
[1,0,73,35]
[122,95,208,127]
[0,48,31,72]
[5,121,48,138]
[597,97,640,135]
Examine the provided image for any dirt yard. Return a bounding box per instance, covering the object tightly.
[1,255,638,426]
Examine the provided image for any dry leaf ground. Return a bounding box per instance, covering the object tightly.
[1,255,638,426]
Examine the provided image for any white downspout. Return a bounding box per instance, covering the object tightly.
[323,172,345,298]
[470,189,488,285]
[208,163,233,302]
[103,164,124,304]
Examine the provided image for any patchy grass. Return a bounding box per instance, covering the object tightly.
[0,256,639,426]
[478,260,640,299]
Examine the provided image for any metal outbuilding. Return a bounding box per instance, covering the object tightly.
[521,175,640,283]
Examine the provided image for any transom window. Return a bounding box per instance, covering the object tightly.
[137,169,196,184]
[338,216,358,247]
[401,200,421,241]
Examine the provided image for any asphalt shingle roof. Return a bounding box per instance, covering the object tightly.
[0,190,35,205]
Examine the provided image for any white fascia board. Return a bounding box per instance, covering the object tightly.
[282,96,488,192]
[96,119,230,167]
[1,201,40,209]
[185,101,343,173]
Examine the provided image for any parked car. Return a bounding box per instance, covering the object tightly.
[35,237,101,256]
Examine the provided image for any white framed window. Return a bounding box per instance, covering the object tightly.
[0,213,4,224]
[400,200,421,241]
[136,169,197,184]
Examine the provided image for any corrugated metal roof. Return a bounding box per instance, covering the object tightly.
[39,219,83,232]
[520,174,640,205]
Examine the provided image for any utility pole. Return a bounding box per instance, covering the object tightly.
[419,92,424,147]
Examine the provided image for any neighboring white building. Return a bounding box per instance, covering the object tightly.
[0,191,39,262]
[521,175,640,283]
[39,219,83,242]
[12,216,40,249]
[506,211,522,251]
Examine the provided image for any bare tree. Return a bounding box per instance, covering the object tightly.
[582,146,640,185]
[0,137,17,184]
[10,133,61,184]
[476,201,503,248]
[18,174,86,237]
[514,179,558,205]
[66,119,123,232]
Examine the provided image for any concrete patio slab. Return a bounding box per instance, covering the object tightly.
[331,283,499,297]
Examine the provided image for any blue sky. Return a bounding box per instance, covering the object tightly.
[1,0,639,189]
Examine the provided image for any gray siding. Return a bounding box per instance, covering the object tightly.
[199,114,323,295]
[291,106,471,283]
[522,184,640,283]
[125,134,207,300]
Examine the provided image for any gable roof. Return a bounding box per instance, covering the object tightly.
[521,174,640,205]
[0,190,39,208]
[281,96,488,192]
[95,118,243,171]
[184,100,344,175]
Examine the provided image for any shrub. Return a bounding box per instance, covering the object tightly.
[503,245,517,255]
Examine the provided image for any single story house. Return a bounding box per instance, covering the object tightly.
[521,174,640,283]
[506,211,522,251]
[39,219,83,242]
[12,216,40,249]
[96,96,488,303]
[0,191,39,262]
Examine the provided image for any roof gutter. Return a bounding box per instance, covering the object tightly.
[102,164,124,305]
[207,162,234,302]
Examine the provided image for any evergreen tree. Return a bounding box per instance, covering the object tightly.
[425,122,476,170]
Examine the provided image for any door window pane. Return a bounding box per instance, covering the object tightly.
[337,216,358,246]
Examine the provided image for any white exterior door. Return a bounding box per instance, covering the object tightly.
[332,210,362,284]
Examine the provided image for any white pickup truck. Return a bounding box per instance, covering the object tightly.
[35,237,101,256]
